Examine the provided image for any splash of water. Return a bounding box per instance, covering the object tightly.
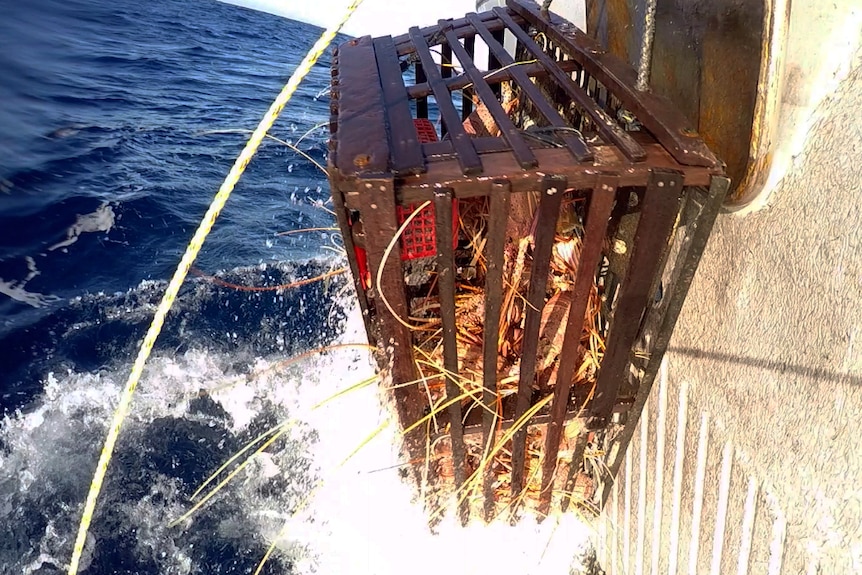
[0,291,595,574]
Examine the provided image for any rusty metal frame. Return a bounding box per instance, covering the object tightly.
[327,0,726,522]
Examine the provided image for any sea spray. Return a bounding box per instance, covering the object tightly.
[294,304,596,575]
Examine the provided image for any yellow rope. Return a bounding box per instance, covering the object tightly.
[66,2,364,573]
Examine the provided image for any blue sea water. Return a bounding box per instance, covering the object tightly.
[0,0,354,572]
[0,0,348,397]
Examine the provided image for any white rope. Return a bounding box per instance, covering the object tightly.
[636,0,658,91]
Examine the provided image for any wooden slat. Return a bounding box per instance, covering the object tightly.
[408,26,483,175]
[406,59,582,99]
[466,12,592,162]
[359,177,426,467]
[415,62,429,118]
[493,7,647,162]
[487,27,505,100]
[360,178,417,384]
[441,39,453,139]
[329,186,374,344]
[373,35,425,176]
[508,0,720,167]
[333,36,390,175]
[461,34,475,119]
[510,176,567,499]
[481,179,512,520]
[589,169,685,426]
[337,140,718,207]
[394,10,510,55]
[559,428,590,513]
[433,188,468,521]
[390,143,717,204]
[537,174,618,516]
[441,21,537,169]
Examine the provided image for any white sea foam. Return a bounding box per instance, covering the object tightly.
[0,255,61,308]
[0,346,318,573]
[0,294,594,574]
[48,201,116,252]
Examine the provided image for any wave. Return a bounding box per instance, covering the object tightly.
[1,344,320,574]
[0,256,353,573]
[0,260,348,413]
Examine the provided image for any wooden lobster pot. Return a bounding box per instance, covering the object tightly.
[328,0,727,521]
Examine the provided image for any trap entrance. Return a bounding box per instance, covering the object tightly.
[328,0,727,522]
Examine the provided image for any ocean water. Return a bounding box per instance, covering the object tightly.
[0,0,594,573]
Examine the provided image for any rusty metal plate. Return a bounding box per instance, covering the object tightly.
[585,0,775,205]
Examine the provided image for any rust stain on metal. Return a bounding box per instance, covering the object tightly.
[699,9,760,188]
[606,0,632,63]
[353,153,371,168]
[589,0,767,201]
[586,0,632,63]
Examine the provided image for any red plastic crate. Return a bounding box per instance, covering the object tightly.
[351,119,456,289]
[396,201,459,260]
[397,119,458,261]
[413,117,439,143]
